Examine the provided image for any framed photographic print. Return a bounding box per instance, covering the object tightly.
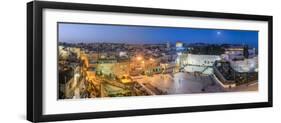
[27,1,273,122]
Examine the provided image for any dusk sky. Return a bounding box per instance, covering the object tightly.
[58,23,258,48]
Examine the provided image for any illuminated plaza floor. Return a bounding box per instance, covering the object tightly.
[135,72,225,94]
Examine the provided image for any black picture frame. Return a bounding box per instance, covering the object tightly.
[27,1,273,122]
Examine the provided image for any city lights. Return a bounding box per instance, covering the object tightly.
[137,56,143,61]
[58,23,258,99]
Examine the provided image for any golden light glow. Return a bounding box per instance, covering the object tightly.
[137,56,142,60]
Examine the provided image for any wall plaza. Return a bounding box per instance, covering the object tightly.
[58,41,258,99]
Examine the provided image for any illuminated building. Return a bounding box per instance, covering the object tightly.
[184,54,221,74]
[176,41,183,47]
[222,46,257,61]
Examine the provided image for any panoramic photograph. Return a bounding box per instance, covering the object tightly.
[57,22,259,99]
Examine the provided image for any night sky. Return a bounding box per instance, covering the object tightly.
[58,23,258,48]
